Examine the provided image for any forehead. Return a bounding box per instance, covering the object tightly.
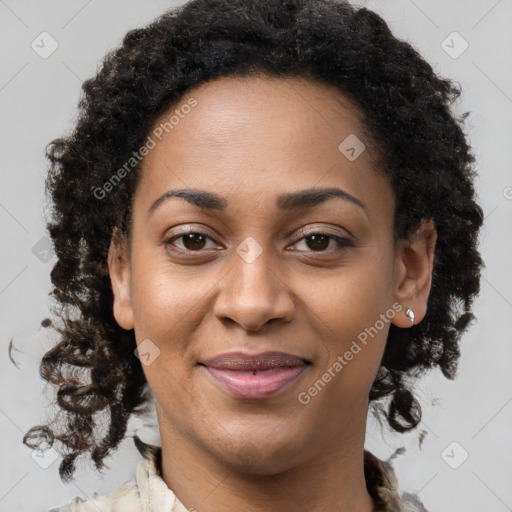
[134,74,391,220]
[149,74,371,155]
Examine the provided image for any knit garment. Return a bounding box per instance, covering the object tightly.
[49,438,429,512]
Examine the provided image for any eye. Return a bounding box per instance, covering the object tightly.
[164,228,354,254]
[165,230,220,252]
[290,229,354,253]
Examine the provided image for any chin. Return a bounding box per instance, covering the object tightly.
[208,435,307,475]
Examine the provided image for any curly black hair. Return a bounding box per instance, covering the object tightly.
[22,0,484,483]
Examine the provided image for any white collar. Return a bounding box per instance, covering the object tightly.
[133,437,428,512]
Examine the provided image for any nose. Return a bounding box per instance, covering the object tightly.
[212,242,296,332]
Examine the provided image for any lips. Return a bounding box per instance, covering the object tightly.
[200,351,311,399]
[201,351,310,371]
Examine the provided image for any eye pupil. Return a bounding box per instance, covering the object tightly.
[183,233,207,250]
[305,234,329,251]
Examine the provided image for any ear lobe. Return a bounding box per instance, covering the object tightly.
[391,219,437,328]
[108,228,134,330]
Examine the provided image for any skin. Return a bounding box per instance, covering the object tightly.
[108,74,437,512]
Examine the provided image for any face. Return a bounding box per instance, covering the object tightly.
[109,74,436,474]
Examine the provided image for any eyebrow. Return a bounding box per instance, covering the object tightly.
[146,186,368,218]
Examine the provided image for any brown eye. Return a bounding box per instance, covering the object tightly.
[302,234,330,251]
[165,231,218,252]
[291,230,354,253]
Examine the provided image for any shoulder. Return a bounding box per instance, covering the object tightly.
[364,449,430,512]
[47,438,180,512]
[47,478,141,512]
[399,491,430,512]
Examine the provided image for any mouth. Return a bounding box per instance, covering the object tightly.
[199,351,312,400]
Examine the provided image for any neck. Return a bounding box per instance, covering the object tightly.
[157,404,376,512]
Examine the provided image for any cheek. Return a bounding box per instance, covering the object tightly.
[299,248,394,393]
[298,249,392,332]
[127,256,215,395]
[129,253,204,336]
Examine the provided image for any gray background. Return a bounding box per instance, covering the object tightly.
[1,1,511,511]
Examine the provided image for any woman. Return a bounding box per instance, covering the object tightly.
[23,0,484,510]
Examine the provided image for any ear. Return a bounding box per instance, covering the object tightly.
[391,219,437,328]
[108,227,134,330]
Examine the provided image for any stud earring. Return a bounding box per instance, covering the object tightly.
[405,308,415,327]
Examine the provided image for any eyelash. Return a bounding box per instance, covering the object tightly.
[164,228,354,254]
